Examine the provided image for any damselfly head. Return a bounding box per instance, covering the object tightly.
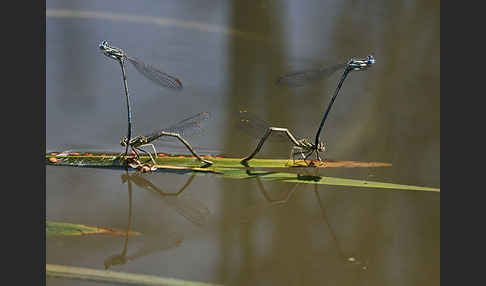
[348,54,375,71]
[99,40,108,51]
[99,40,124,60]
[367,54,376,65]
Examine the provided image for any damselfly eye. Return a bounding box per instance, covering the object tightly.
[368,55,375,64]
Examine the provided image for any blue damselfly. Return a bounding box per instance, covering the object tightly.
[242,55,375,165]
[99,40,183,156]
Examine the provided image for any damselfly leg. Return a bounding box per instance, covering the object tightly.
[121,112,213,167]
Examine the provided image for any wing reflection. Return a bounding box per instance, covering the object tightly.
[122,172,210,227]
[104,170,208,269]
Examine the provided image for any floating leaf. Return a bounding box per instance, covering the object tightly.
[46,221,141,237]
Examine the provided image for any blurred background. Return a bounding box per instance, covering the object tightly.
[46,0,440,285]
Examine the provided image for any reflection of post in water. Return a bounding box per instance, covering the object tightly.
[121,172,209,227]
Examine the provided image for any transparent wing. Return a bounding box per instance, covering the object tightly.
[276,63,346,87]
[238,110,289,142]
[126,56,183,90]
[145,112,210,142]
[164,197,210,227]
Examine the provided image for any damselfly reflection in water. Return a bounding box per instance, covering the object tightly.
[120,112,213,167]
[105,171,207,269]
[104,171,135,269]
[122,172,210,227]
[235,178,301,225]
[241,55,375,166]
[313,184,367,269]
[236,168,367,269]
[99,40,183,157]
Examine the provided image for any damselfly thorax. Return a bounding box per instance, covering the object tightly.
[120,136,150,149]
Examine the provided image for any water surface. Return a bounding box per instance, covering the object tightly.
[46,0,440,285]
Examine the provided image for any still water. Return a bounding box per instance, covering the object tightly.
[46,0,440,285]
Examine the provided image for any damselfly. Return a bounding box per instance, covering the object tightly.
[276,55,374,87]
[120,112,213,166]
[99,40,183,89]
[238,110,325,165]
[105,171,196,269]
[242,55,375,165]
[99,40,183,156]
[312,55,374,158]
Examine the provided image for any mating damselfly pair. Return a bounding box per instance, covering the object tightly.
[240,54,375,166]
[99,41,212,167]
[99,40,375,168]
